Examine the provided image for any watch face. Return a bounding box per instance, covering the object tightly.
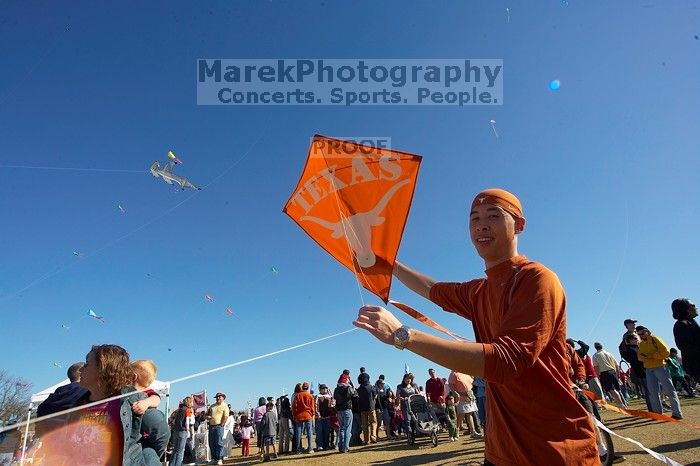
[396,327,409,343]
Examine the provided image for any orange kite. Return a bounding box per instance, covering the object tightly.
[284,135,421,302]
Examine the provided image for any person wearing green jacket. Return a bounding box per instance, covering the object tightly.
[666,349,696,397]
[636,326,683,419]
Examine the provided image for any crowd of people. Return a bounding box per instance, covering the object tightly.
[166,366,486,464]
[564,306,700,425]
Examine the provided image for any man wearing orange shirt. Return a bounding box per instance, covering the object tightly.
[354,188,598,465]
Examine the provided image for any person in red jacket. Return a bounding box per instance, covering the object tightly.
[291,382,315,454]
[425,368,446,407]
[354,188,598,466]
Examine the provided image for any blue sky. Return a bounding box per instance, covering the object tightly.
[1,1,699,412]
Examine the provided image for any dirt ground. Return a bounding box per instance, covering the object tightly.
[222,396,700,465]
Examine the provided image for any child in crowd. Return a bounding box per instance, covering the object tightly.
[391,397,404,438]
[240,420,254,457]
[129,360,171,458]
[618,364,631,403]
[131,360,161,414]
[667,348,696,397]
[329,405,339,449]
[445,394,458,441]
[259,402,278,461]
[232,423,243,446]
[386,392,396,438]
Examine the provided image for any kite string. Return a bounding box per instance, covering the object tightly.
[585,198,630,339]
[0,327,357,434]
[168,327,357,384]
[0,165,146,173]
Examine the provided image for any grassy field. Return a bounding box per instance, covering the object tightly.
[222,396,700,465]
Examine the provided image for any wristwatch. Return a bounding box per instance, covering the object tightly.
[393,326,411,350]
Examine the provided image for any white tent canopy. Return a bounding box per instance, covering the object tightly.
[30,379,171,405]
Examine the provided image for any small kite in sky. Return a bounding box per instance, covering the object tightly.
[270,266,278,274]
[505,7,510,23]
[204,294,214,303]
[284,135,421,303]
[167,150,183,164]
[549,79,561,91]
[225,307,233,315]
[61,324,70,330]
[118,204,126,214]
[53,362,62,368]
[167,348,173,352]
[73,251,84,259]
[87,309,105,323]
[489,119,499,138]
[150,161,201,191]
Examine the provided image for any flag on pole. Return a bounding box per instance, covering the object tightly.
[192,390,207,413]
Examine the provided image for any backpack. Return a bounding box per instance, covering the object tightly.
[174,406,188,431]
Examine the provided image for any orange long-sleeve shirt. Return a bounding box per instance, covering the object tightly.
[430,256,598,466]
[291,391,315,422]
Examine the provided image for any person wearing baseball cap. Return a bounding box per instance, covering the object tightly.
[622,319,637,340]
[208,392,229,464]
[354,188,598,465]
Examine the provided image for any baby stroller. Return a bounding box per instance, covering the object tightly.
[405,394,440,447]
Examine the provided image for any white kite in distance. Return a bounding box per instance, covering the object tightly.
[489,119,499,138]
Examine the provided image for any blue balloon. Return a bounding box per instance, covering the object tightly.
[549,79,561,91]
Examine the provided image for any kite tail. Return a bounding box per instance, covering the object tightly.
[389,300,470,342]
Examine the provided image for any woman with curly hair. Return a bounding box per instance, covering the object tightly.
[36,344,168,465]
[672,298,700,383]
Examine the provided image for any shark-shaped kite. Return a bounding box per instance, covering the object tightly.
[150,161,201,191]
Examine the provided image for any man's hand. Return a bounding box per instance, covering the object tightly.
[353,305,403,345]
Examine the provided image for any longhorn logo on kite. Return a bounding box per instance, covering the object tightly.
[300,178,411,268]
